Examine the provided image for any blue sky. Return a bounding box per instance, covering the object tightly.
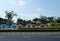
[0,0,60,22]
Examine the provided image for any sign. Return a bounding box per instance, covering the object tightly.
[40,24,45,28]
[11,24,17,29]
[18,24,23,28]
[32,24,36,28]
[26,24,32,28]
[1,24,7,30]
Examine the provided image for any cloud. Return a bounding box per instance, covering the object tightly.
[18,0,26,7]
[9,0,26,7]
[36,8,43,12]
[9,0,17,5]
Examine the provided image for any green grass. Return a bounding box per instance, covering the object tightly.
[0,27,60,30]
[18,27,60,30]
[0,27,60,32]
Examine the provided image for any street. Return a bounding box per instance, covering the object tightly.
[0,32,60,41]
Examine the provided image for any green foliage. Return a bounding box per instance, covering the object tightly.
[17,18,23,24]
[56,17,60,23]
[5,11,17,20]
[0,18,7,24]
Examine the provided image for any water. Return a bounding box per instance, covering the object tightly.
[0,32,60,41]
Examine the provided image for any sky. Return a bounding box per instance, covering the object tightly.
[0,0,60,22]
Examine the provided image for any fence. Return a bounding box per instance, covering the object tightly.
[0,23,60,30]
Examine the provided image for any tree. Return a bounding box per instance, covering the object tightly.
[5,11,17,20]
[0,18,8,25]
[47,17,54,23]
[17,18,23,24]
[0,18,3,25]
[5,10,17,27]
[33,18,39,23]
[27,20,33,24]
[56,17,60,23]
[39,16,48,24]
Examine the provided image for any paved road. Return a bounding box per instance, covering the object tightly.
[0,32,60,41]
